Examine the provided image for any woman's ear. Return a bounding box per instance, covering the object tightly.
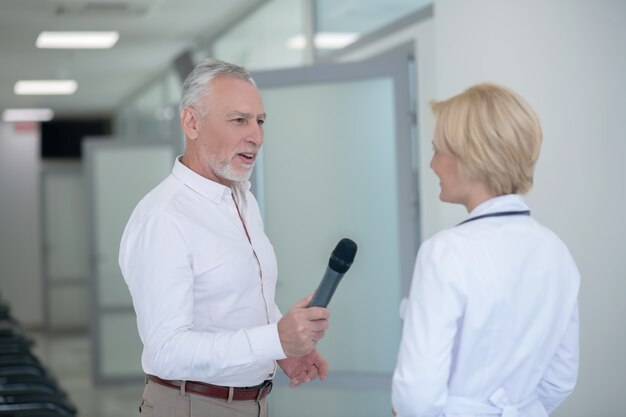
[181,107,199,140]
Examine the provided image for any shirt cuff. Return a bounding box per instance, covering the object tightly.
[248,322,287,361]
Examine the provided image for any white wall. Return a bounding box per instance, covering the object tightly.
[0,122,43,326]
[433,1,625,416]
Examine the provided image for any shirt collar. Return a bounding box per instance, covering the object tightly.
[466,194,530,220]
[171,156,251,204]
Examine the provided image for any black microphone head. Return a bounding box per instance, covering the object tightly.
[328,238,357,273]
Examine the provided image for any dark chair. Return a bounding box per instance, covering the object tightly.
[0,337,34,350]
[0,403,75,416]
[0,365,47,378]
[0,412,73,417]
[0,393,76,415]
[0,298,76,416]
[0,375,63,395]
[0,354,42,368]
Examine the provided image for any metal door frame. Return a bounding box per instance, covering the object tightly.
[252,42,420,388]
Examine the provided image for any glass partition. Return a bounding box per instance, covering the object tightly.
[42,167,89,330]
[261,78,401,373]
[315,0,432,54]
[84,139,176,383]
[213,0,304,70]
[113,69,183,150]
[253,44,418,416]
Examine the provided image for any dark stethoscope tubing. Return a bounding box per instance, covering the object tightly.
[456,210,531,226]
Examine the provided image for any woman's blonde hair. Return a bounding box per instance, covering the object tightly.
[431,83,543,195]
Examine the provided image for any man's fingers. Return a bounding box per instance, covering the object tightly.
[279,295,331,357]
[316,356,329,380]
[310,318,329,331]
[285,350,328,387]
[289,368,311,388]
[312,329,325,342]
[289,365,317,388]
[304,306,330,320]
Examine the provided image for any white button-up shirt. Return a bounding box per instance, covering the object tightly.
[392,194,580,417]
[119,158,286,387]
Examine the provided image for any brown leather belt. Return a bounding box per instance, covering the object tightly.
[148,375,273,402]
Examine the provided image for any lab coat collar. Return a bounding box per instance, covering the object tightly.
[466,194,529,222]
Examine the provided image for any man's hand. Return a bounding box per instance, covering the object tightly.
[277,295,330,357]
[278,349,328,387]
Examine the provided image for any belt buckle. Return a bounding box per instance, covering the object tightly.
[256,380,272,401]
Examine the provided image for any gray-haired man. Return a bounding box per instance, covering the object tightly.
[120,58,329,417]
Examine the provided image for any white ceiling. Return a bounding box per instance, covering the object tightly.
[0,0,264,118]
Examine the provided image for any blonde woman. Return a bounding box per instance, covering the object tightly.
[392,84,580,417]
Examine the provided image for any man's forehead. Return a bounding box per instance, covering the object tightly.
[205,82,264,116]
[226,110,267,119]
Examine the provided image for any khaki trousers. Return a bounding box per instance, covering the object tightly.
[139,379,269,417]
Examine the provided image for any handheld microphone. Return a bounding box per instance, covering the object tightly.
[308,238,358,308]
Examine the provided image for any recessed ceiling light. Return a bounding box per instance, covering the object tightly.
[14,80,78,95]
[287,32,359,50]
[2,108,54,122]
[36,31,119,49]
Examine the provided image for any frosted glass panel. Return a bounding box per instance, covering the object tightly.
[92,145,175,308]
[317,0,432,32]
[214,0,304,70]
[49,286,89,328]
[316,0,432,48]
[87,141,176,383]
[261,78,401,373]
[42,169,89,330]
[100,312,143,377]
[43,173,88,280]
[135,82,164,139]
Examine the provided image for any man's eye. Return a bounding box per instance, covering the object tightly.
[257,119,265,126]
[233,118,246,125]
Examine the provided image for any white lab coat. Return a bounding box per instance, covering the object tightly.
[392,194,580,417]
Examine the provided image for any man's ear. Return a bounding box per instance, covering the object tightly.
[181,107,199,140]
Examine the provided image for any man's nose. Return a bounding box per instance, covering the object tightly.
[247,125,264,146]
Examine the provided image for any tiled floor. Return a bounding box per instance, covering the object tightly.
[30,330,143,417]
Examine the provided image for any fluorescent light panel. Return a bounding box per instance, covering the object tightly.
[36,31,119,49]
[287,32,359,50]
[14,80,78,95]
[2,108,54,122]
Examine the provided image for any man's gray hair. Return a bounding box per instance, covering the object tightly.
[179,58,255,115]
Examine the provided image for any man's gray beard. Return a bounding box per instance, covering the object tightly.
[217,159,254,184]
[214,158,254,207]
[205,152,254,185]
